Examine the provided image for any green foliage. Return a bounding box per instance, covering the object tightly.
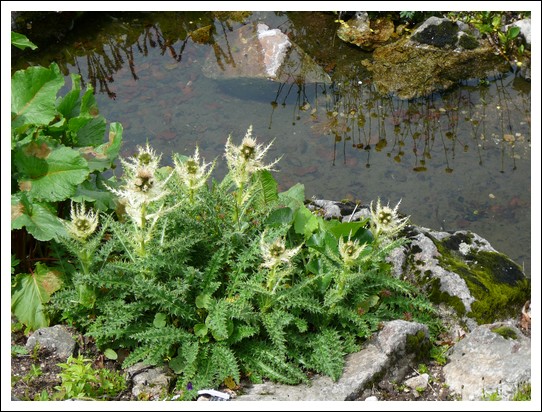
[11,31,38,50]
[11,345,29,357]
[55,355,126,400]
[48,129,439,399]
[11,262,63,330]
[512,382,531,401]
[10,33,123,332]
[444,11,528,60]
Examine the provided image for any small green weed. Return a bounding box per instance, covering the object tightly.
[55,355,126,400]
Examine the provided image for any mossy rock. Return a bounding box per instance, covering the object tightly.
[362,35,509,99]
[397,228,530,326]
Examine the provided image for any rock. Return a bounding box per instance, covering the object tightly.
[389,226,531,329]
[201,22,331,85]
[125,362,175,400]
[410,17,459,48]
[443,322,531,400]
[234,320,430,401]
[337,12,395,51]
[404,373,429,391]
[25,325,77,360]
[361,16,510,99]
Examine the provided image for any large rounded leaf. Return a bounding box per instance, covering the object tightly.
[14,143,89,202]
[11,62,64,129]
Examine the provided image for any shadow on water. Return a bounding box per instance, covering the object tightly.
[11,11,531,276]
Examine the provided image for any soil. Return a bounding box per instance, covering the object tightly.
[10,324,456,402]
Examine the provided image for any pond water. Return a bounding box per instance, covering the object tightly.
[12,11,532,276]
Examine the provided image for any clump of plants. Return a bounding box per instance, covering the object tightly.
[10,32,122,332]
[46,124,438,399]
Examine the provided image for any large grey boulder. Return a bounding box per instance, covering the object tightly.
[443,321,531,400]
[25,324,77,360]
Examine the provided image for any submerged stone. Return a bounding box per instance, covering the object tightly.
[337,12,395,51]
[362,31,509,99]
[202,22,331,85]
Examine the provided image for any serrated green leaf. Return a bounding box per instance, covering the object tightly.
[11,194,66,241]
[14,144,89,202]
[196,293,211,309]
[11,62,64,129]
[11,262,63,331]
[11,32,38,50]
[252,170,278,208]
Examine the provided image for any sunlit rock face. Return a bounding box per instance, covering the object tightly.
[202,22,331,84]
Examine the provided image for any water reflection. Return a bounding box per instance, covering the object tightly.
[11,11,531,275]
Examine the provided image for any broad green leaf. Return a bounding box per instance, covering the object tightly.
[104,348,118,360]
[69,116,107,147]
[78,122,123,172]
[72,179,116,211]
[358,295,380,313]
[194,323,208,337]
[294,205,319,239]
[153,313,167,328]
[11,262,63,331]
[57,73,82,119]
[11,31,38,50]
[11,62,64,129]
[507,26,521,39]
[278,182,305,210]
[265,207,294,227]
[14,143,89,202]
[325,220,366,240]
[80,86,100,117]
[11,194,66,241]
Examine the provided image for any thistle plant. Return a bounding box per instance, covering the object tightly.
[369,198,410,243]
[224,125,281,227]
[173,146,215,204]
[107,143,174,256]
[260,229,303,294]
[48,127,439,400]
[62,202,100,276]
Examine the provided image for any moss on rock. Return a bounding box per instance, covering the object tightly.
[430,233,530,325]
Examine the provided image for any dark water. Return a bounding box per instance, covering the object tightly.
[11,11,532,276]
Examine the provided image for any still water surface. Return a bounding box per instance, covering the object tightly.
[13,11,532,276]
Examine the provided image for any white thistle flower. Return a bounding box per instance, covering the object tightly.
[370,198,409,239]
[260,232,302,269]
[173,146,215,192]
[338,231,367,267]
[107,144,173,227]
[225,125,281,187]
[65,202,99,242]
